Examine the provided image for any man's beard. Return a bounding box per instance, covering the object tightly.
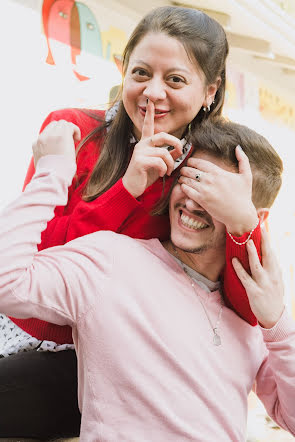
[171,228,226,256]
[171,207,226,255]
[171,238,213,255]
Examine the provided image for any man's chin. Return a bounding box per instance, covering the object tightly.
[171,239,210,255]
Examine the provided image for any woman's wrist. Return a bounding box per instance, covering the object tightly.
[122,176,141,199]
[226,210,259,238]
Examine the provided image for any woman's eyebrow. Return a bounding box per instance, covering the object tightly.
[131,60,191,74]
[131,60,150,67]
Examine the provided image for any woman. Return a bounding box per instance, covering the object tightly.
[0,6,260,439]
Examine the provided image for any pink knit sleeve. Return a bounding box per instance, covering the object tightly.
[0,156,77,323]
[0,155,113,325]
[254,308,295,435]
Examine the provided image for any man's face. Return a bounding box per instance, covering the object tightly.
[169,151,237,257]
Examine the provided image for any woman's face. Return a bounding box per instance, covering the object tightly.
[122,32,219,140]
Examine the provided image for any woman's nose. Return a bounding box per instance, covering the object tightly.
[143,78,166,102]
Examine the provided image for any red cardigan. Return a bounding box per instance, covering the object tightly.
[10,109,260,343]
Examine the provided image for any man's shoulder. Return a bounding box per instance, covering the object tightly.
[91,231,159,247]
[74,231,161,256]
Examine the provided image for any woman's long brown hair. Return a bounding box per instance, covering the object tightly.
[78,6,229,202]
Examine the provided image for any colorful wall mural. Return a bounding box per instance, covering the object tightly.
[42,0,125,81]
[259,85,295,130]
[225,67,245,110]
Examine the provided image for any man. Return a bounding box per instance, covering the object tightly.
[0,118,293,441]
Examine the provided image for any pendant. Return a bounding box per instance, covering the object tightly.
[213,328,221,346]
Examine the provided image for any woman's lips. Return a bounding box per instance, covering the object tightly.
[139,106,170,119]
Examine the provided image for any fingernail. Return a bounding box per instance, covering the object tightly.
[236,144,243,151]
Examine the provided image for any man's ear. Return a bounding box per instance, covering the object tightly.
[257,208,269,224]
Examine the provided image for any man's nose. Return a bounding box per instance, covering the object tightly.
[143,78,166,102]
[185,198,204,212]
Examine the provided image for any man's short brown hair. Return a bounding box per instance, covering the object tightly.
[153,117,283,216]
[188,117,283,208]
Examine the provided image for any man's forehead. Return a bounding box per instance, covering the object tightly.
[191,150,237,173]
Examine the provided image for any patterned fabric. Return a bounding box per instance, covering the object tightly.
[0,314,74,358]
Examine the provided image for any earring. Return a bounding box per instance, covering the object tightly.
[203,104,211,112]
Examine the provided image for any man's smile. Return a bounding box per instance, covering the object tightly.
[179,209,211,232]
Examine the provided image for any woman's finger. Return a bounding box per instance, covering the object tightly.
[246,240,264,283]
[232,257,258,294]
[235,145,252,183]
[187,157,225,174]
[179,183,202,203]
[151,132,183,157]
[180,166,206,181]
[143,157,168,177]
[69,123,81,142]
[178,175,202,190]
[146,147,175,176]
[141,99,155,140]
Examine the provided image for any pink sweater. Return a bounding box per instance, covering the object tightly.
[0,155,294,442]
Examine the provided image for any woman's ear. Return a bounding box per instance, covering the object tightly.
[205,76,221,106]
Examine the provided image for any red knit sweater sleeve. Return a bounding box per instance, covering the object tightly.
[23,108,142,250]
[222,222,261,326]
[41,178,141,248]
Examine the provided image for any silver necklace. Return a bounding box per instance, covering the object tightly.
[173,247,223,346]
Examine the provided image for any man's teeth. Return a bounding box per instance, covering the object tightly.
[180,213,208,230]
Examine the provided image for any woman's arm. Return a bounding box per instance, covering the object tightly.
[26,102,182,250]
[24,160,143,250]
[223,226,260,325]
[41,178,143,248]
[22,109,143,250]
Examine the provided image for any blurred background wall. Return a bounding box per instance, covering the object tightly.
[1,1,295,440]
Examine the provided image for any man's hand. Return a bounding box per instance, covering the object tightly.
[33,120,81,167]
[232,227,285,329]
[178,145,259,236]
[122,100,183,198]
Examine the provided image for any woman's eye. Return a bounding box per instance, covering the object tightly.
[133,68,148,77]
[169,76,184,84]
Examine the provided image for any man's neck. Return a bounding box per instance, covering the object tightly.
[162,241,225,283]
